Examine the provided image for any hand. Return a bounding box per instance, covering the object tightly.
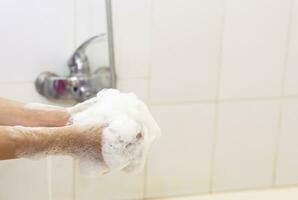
[68,97,98,115]
[63,123,107,162]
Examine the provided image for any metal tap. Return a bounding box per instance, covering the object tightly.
[35,34,116,102]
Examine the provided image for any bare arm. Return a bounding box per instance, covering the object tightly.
[0,124,104,160]
[0,98,70,127]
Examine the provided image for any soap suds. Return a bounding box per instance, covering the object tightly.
[70,89,161,174]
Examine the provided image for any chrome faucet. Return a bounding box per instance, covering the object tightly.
[35,34,116,102]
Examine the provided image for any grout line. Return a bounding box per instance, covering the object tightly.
[73,0,78,49]
[47,157,53,200]
[72,158,77,200]
[143,161,149,200]
[72,0,78,199]
[147,0,155,106]
[144,184,298,200]
[144,0,155,198]
[149,95,298,106]
[117,76,149,81]
[209,0,228,193]
[0,80,34,85]
[272,0,295,187]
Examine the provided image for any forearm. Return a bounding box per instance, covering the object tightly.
[0,125,75,160]
[0,98,70,127]
[0,124,104,160]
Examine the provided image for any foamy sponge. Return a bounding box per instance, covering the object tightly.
[71,89,161,174]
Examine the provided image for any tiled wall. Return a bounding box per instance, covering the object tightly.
[116,0,298,199]
[1,0,298,200]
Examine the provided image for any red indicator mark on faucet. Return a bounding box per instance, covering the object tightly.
[54,80,66,95]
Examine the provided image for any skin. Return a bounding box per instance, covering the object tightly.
[0,124,105,161]
[0,97,104,160]
[0,98,70,127]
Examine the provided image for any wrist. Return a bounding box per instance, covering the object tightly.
[24,104,71,127]
[12,126,76,158]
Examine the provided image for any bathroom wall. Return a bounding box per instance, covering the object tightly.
[110,0,298,199]
[1,0,298,200]
[0,0,106,199]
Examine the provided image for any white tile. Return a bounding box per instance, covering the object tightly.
[284,0,298,96]
[0,82,75,199]
[146,103,215,198]
[112,0,151,78]
[76,0,107,45]
[219,0,291,98]
[0,159,48,200]
[50,156,74,200]
[0,0,75,82]
[0,82,46,103]
[76,169,144,200]
[213,100,280,191]
[117,78,149,102]
[153,187,298,200]
[76,0,109,72]
[276,99,298,185]
[150,0,224,103]
[0,81,74,107]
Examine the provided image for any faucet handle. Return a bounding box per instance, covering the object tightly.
[35,34,116,102]
[68,33,106,75]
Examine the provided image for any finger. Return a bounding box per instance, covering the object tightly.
[69,97,98,114]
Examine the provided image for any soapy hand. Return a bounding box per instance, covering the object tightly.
[68,89,161,173]
[67,97,98,120]
[56,123,107,162]
[0,89,161,175]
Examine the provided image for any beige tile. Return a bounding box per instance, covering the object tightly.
[117,78,149,102]
[213,100,280,191]
[0,82,75,199]
[50,156,74,200]
[76,168,144,200]
[76,0,109,72]
[153,187,298,200]
[146,103,216,198]
[0,0,74,82]
[276,99,298,185]
[219,0,291,98]
[0,82,46,103]
[284,0,298,96]
[0,81,74,107]
[112,0,151,78]
[76,0,107,45]
[0,159,48,200]
[149,0,224,103]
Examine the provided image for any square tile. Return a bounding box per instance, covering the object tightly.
[50,156,74,200]
[76,0,107,45]
[76,169,144,200]
[75,0,110,73]
[219,0,291,98]
[112,0,151,78]
[0,0,74,82]
[146,103,216,198]
[0,159,48,200]
[0,82,46,103]
[0,82,75,199]
[212,100,280,191]
[149,0,224,103]
[276,99,298,185]
[284,0,298,96]
[0,81,74,107]
[117,78,149,102]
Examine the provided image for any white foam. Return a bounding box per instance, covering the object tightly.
[71,89,161,174]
